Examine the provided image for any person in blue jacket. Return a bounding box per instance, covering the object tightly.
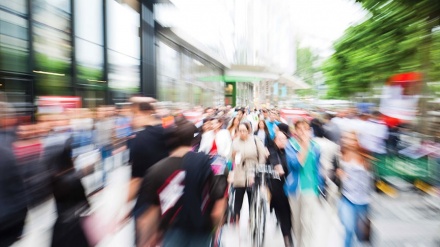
[284,119,324,247]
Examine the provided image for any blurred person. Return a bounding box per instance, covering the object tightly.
[127,98,170,224]
[266,111,280,140]
[136,117,227,247]
[0,101,18,146]
[268,127,294,247]
[231,123,266,224]
[199,118,232,159]
[254,119,272,147]
[262,109,269,120]
[337,132,373,247]
[94,107,116,185]
[359,111,388,163]
[310,119,341,209]
[191,118,212,152]
[284,119,325,247]
[227,117,240,139]
[322,113,341,145]
[0,102,28,247]
[42,123,94,247]
[14,124,50,207]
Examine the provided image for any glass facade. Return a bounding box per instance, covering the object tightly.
[32,0,72,95]
[107,0,140,93]
[0,0,29,73]
[156,40,224,107]
[1,0,226,110]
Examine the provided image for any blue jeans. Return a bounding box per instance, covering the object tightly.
[338,196,369,247]
[162,228,212,247]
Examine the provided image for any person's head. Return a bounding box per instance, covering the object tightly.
[165,116,197,151]
[233,117,240,126]
[129,97,156,115]
[371,110,381,120]
[277,123,291,138]
[263,109,269,118]
[294,119,311,141]
[211,118,224,131]
[341,131,361,152]
[269,111,277,122]
[204,107,214,116]
[274,130,289,149]
[0,102,16,129]
[258,119,269,132]
[238,123,251,140]
[202,118,212,132]
[129,97,157,128]
[322,113,333,123]
[236,109,244,120]
[310,118,325,138]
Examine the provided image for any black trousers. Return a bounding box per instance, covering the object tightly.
[270,179,292,237]
[234,187,252,218]
[0,209,27,247]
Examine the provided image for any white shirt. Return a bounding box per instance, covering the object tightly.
[358,119,388,154]
[199,129,232,158]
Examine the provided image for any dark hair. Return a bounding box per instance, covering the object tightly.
[372,110,381,117]
[294,118,309,129]
[239,122,251,133]
[165,116,197,150]
[310,118,325,138]
[322,113,333,121]
[257,119,269,134]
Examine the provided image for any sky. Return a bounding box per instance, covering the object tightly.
[162,0,368,61]
[289,0,368,58]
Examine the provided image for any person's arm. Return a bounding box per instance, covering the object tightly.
[255,137,266,165]
[137,205,161,247]
[136,170,161,247]
[296,141,310,166]
[127,178,142,202]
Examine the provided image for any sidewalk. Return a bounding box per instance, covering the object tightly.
[220,196,345,247]
[13,165,134,247]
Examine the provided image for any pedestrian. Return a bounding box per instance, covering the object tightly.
[0,102,28,247]
[227,117,240,139]
[43,116,92,247]
[337,131,373,247]
[125,97,170,243]
[269,126,294,247]
[265,111,280,140]
[231,123,266,224]
[310,118,341,209]
[199,118,232,159]
[136,117,227,247]
[322,112,341,145]
[284,119,325,247]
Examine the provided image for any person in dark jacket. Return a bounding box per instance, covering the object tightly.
[268,123,294,247]
[0,102,28,247]
[44,130,91,247]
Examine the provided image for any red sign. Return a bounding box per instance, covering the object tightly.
[37,96,82,114]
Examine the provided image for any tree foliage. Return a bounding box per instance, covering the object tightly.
[323,0,440,98]
[295,45,319,97]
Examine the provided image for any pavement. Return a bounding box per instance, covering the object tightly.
[11,164,440,247]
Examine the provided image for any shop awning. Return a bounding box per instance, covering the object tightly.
[279,74,311,90]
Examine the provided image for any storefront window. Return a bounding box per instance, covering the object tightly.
[32,0,72,95]
[0,0,29,73]
[107,0,140,92]
[74,0,104,85]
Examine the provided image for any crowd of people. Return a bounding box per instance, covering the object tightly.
[0,94,394,247]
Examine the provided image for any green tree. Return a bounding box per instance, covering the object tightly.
[323,0,440,98]
[295,45,319,97]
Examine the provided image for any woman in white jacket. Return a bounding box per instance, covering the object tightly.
[199,118,232,159]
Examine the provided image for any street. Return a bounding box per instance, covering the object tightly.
[12,166,440,247]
